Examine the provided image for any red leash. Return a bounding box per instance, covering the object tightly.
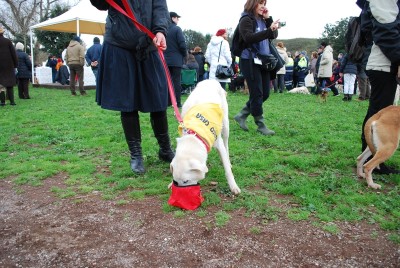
[105,0,183,123]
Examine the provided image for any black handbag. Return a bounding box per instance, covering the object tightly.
[215,65,234,79]
[256,53,278,72]
[215,41,234,79]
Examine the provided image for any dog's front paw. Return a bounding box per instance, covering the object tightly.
[230,186,241,195]
[368,182,382,189]
[357,171,366,179]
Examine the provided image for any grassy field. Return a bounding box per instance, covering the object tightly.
[1,86,399,242]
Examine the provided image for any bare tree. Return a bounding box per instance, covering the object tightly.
[0,0,59,45]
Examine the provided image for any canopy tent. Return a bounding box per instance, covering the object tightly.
[29,0,108,83]
[30,0,107,35]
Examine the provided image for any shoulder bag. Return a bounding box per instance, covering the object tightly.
[215,41,234,79]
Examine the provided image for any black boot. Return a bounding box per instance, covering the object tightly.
[6,87,16,105]
[254,115,275,136]
[234,105,251,131]
[151,112,175,162]
[342,94,349,101]
[348,94,353,101]
[0,91,5,106]
[121,112,145,174]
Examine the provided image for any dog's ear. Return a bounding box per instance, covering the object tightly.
[189,159,208,173]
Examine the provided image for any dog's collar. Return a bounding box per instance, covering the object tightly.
[184,129,211,152]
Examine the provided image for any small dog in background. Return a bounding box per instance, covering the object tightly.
[357,105,400,189]
[318,88,329,103]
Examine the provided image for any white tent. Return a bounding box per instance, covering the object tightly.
[29,0,108,83]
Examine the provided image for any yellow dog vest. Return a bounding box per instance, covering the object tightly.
[178,103,223,149]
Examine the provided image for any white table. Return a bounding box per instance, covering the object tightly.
[34,66,97,86]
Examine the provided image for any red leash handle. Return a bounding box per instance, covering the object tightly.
[105,0,183,123]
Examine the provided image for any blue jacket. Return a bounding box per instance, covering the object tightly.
[85,42,102,69]
[16,50,32,79]
[339,54,358,74]
[164,22,187,67]
[90,0,169,51]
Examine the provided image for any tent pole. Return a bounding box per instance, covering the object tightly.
[30,29,35,84]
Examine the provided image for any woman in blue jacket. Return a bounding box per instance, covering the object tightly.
[15,42,32,99]
[90,0,174,174]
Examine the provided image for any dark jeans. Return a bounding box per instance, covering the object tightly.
[240,59,271,117]
[168,66,182,107]
[361,70,397,151]
[317,77,339,95]
[273,74,285,92]
[69,64,85,94]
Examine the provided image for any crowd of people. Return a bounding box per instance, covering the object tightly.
[1,0,398,176]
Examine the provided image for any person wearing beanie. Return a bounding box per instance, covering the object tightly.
[65,35,86,96]
[0,26,18,106]
[91,0,175,175]
[204,28,231,90]
[85,36,102,81]
[164,11,187,108]
[15,42,32,99]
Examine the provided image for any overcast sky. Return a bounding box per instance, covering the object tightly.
[165,0,362,39]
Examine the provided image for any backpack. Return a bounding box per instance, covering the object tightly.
[345,16,364,63]
[231,15,251,57]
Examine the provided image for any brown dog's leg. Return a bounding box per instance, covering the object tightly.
[363,147,396,189]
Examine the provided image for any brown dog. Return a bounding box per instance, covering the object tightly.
[317,89,329,103]
[357,105,400,189]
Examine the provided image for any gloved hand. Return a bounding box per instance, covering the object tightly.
[135,35,152,61]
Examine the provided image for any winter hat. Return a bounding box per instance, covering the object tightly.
[170,11,181,18]
[216,29,227,36]
[73,36,81,42]
[93,37,100,43]
[300,51,307,56]
[16,42,24,50]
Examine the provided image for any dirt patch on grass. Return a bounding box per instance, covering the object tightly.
[0,178,399,267]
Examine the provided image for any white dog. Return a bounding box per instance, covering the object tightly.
[169,80,241,194]
[288,86,310,94]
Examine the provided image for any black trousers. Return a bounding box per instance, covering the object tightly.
[18,78,30,98]
[240,59,271,117]
[361,70,397,151]
[168,66,182,107]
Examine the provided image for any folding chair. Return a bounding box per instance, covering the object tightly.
[181,69,197,94]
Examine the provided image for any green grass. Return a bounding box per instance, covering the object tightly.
[1,86,399,241]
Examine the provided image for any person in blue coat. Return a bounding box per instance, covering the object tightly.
[85,37,102,81]
[91,0,174,174]
[164,11,187,108]
[339,54,358,101]
[15,42,32,99]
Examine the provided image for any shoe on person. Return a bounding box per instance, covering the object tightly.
[373,163,400,175]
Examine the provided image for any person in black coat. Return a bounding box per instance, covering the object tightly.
[164,11,187,108]
[0,26,18,106]
[91,0,174,174]
[46,54,57,83]
[15,42,32,99]
[192,46,205,82]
